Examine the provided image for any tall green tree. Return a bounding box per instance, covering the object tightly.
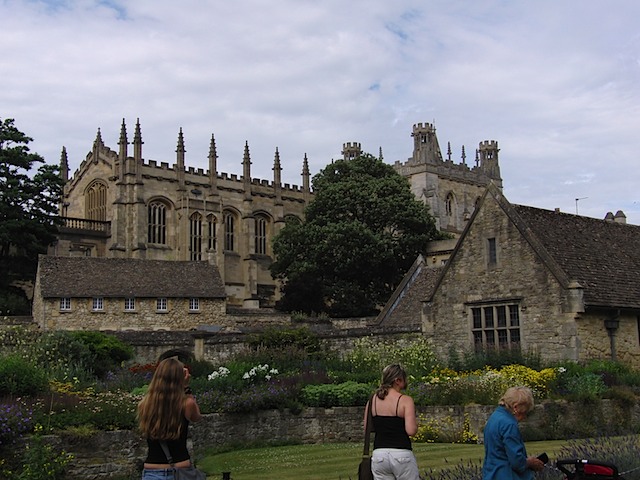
[271,153,444,317]
[0,118,63,314]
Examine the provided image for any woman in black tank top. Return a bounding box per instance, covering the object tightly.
[365,364,420,480]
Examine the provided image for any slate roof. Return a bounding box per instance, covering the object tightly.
[37,256,226,299]
[512,204,640,310]
[375,255,443,327]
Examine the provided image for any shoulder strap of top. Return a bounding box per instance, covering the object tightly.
[396,394,404,416]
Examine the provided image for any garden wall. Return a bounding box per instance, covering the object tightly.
[24,399,640,479]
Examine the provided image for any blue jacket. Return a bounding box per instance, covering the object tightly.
[482,406,533,480]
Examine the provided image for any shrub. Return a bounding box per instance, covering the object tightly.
[247,326,322,357]
[18,435,73,480]
[29,391,139,433]
[66,331,134,378]
[0,355,49,395]
[447,346,543,372]
[301,381,371,407]
[0,402,33,446]
[346,335,440,381]
[197,378,302,413]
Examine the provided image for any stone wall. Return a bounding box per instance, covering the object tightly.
[37,297,227,331]
[25,400,640,479]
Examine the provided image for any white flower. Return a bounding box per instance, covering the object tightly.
[243,372,250,379]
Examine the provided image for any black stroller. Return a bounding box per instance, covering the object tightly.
[557,459,623,480]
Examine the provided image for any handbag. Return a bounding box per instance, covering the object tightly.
[159,441,207,480]
[358,394,375,480]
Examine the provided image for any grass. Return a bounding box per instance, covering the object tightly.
[198,439,569,480]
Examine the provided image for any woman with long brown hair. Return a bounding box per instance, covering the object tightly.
[138,357,202,479]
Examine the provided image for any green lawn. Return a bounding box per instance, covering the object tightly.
[198,439,569,480]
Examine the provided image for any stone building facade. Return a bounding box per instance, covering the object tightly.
[344,123,502,236]
[32,256,226,330]
[51,120,312,308]
[49,119,499,313]
[392,122,502,236]
[378,183,640,367]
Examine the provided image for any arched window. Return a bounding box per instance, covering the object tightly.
[86,181,107,221]
[207,214,217,251]
[190,212,202,261]
[445,192,455,217]
[223,211,235,251]
[255,215,268,255]
[148,201,167,244]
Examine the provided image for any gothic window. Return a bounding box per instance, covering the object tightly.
[190,212,202,261]
[148,201,167,244]
[86,181,107,221]
[471,304,521,351]
[284,214,301,226]
[254,215,269,255]
[207,214,217,251]
[223,211,235,251]
[445,192,454,217]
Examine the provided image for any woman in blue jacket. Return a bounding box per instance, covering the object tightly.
[482,386,544,480]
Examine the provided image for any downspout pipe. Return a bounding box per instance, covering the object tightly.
[604,310,621,361]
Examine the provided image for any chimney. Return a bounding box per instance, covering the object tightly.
[614,210,627,224]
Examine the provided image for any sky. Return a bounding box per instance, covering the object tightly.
[2,0,639,224]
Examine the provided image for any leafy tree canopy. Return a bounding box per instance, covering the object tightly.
[0,118,63,314]
[271,153,444,317]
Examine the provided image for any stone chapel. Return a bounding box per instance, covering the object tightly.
[49,119,501,311]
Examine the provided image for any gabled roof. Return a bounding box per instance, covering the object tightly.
[37,255,226,299]
[375,254,443,327]
[512,204,640,309]
[431,183,640,310]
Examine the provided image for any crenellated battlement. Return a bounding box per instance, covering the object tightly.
[412,122,436,133]
[478,140,499,150]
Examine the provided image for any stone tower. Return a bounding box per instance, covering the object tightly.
[393,122,502,236]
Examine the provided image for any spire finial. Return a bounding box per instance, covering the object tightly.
[176,127,185,153]
[93,128,104,148]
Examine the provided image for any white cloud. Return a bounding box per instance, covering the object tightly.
[1,0,639,224]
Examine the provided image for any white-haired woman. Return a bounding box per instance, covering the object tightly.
[482,386,544,480]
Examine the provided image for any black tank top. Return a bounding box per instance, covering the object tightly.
[371,395,412,450]
[145,416,190,464]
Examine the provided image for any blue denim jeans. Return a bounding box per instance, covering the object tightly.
[142,468,175,480]
[371,448,420,480]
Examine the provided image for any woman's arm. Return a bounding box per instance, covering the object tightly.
[402,396,418,437]
[184,395,202,423]
[363,400,371,433]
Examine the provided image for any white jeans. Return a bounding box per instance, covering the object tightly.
[371,448,420,480]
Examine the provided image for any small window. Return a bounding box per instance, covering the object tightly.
[60,298,71,311]
[92,297,104,311]
[157,298,168,312]
[488,237,497,265]
[124,298,135,311]
[189,298,200,312]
